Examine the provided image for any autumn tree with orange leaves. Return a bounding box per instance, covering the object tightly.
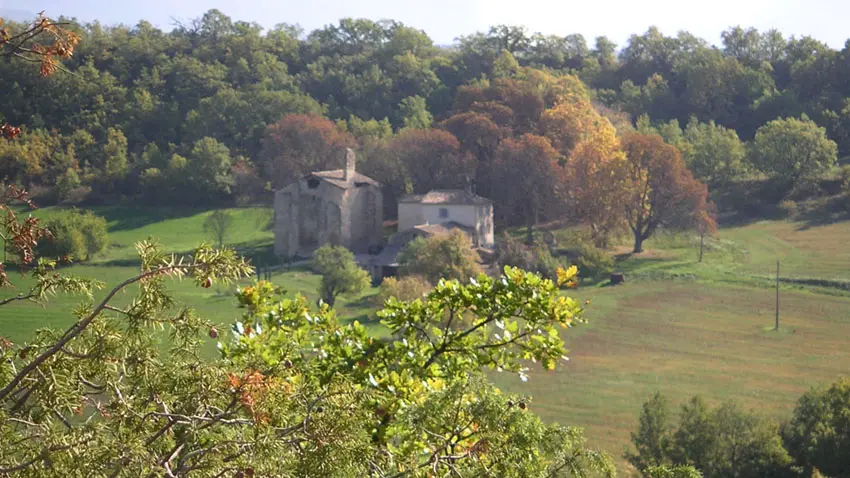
[544,93,630,248]
[620,132,714,253]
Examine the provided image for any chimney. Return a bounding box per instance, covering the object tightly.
[464,174,475,195]
[344,148,356,182]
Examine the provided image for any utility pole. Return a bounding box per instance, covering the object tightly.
[775,260,780,331]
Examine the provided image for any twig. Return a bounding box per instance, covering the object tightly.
[0,263,205,401]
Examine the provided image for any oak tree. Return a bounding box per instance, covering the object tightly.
[620,132,711,253]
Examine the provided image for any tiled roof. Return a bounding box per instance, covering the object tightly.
[399,189,492,205]
[310,169,381,189]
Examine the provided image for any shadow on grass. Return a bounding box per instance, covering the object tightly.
[793,196,850,230]
[91,206,207,232]
[91,238,276,268]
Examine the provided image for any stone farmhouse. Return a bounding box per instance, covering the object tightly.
[273,148,383,259]
[272,149,494,283]
[359,189,494,282]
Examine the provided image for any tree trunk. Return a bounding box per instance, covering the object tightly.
[526,214,535,246]
[698,232,705,263]
[633,230,644,254]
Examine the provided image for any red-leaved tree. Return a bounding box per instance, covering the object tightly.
[387,128,474,193]
[259,114,355,188]
[621,132,713,253]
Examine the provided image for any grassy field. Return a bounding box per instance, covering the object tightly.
[3,206,850,473]
[1,206,381,347]
[492,281,850,470]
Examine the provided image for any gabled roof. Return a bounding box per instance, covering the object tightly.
[307,169,381,189]
[399,189,492,205]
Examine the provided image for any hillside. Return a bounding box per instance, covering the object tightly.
[4,205,850,472]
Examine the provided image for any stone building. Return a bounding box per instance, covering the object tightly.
[273,149,383,259]
[358,189,494,283]
[397,190,494,248]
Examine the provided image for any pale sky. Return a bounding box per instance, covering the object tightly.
[9,0,850,49]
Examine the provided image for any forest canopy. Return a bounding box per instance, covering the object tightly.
[0,12,846,223]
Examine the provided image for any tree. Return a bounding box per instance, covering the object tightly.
[783,378,850,478]
[627,392,673,472]
[696,205,718,263]
[312,244,370,307]
[398,230,482,284]
[387,128,473,193]
[683,118,747,185]
[749,116,838,189]
[621,132,711,253]
[203,209,233,249]
[0,13,79,77]
[493,133,563,243]
[629,394,794,478]
[37,209,109,261]
[187,137,234,198]
[398,95,433,129]
[544,95,629,248]
[102,127,129,183]
[259,114,356,188]
[3,233,614,475]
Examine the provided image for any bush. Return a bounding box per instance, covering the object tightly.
[37,209,109,261]
[496,234,568,282]
[628,394,794,478]
[398,230,482,284]
[60,186,92,205]
[377,275,432,304]
[496,233,533,270]
[778,200,798,219]
[530,243,563,282]
[840,164,850,193]
[575,244,615,280]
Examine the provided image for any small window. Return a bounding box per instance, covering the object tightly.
[307,177,320,189]
[438,208,449,219]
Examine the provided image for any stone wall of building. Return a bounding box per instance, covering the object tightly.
[274,171,383,258]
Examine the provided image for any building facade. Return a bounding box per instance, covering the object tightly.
[273,149,383,259]
[397,190,494,248]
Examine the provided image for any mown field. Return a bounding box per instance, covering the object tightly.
[3,205,850,472]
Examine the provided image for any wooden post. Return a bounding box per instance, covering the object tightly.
[775,260,780,331]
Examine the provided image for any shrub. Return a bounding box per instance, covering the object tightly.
[530,243,563,282]
[840,164,850,193]
[398,230,482,284]
[60,186,92,205]
[497,234,567,282]
[377,275,432,304]
[37,209,109,261]
[778,200,798,219]
[575,244,615,280]
[496,233,533,270]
